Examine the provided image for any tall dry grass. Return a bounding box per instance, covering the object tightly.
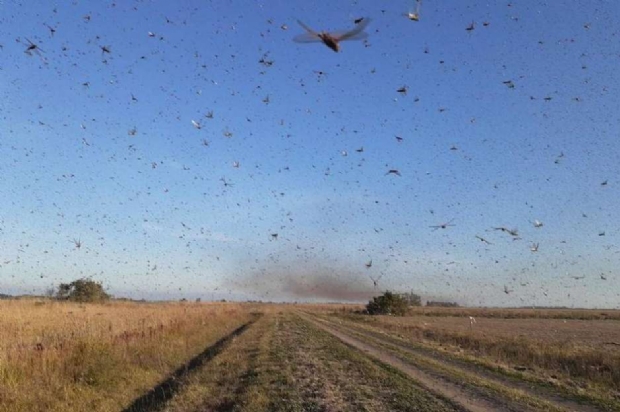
[0,299,255,412]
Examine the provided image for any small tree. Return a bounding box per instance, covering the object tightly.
[366,291,409,316]
[56,278,110,303]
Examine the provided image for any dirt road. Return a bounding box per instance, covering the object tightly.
[128,311,614,412]
[303,313,608,412]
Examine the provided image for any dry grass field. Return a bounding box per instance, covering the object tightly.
[356,313,620,347]
[405,306,620,321]
[1,300,619,412]
[0,299,256,412]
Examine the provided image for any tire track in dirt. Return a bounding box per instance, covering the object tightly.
[273,312,466,411]
[314,315,606,412]
[205,317,268,412]
[302,313,613,412]
[122,314,261,412]
[301,314,509,412]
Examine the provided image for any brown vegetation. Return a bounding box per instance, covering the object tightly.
[2,300,618,411]
[0,299,254,412]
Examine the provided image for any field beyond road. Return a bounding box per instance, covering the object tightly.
[1,300,619,412]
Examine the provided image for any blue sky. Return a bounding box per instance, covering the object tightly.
[1,0,619,307]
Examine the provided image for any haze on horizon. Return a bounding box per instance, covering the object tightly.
[1,0,619,308]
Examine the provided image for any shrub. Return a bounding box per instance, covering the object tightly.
[366,291,409,316]
[56,278,111,303]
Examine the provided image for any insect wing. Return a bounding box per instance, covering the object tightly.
[293,32,322,43]
[331,30,368,42]
[293,20,322,43]
[296,20,319,36]
[334,18,370,41]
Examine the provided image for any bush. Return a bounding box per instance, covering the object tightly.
[366,291,409,316]
[56,278,111,303]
